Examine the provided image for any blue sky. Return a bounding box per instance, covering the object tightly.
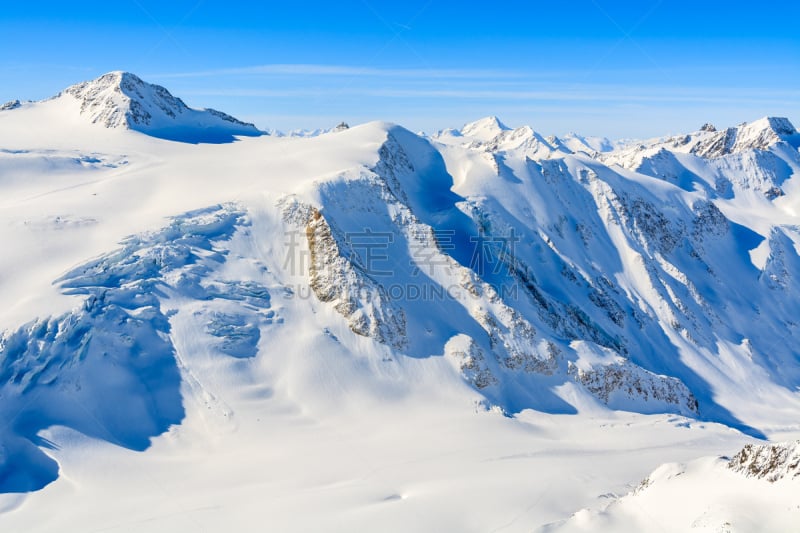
[1,1,798,137]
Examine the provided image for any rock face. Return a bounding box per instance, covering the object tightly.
[304,206,408,350]
[60,71,262,142]
[444,334,498,389]
[728,441,800,482]
[568,356,698,415]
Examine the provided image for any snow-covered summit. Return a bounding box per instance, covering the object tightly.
[691,116,799,158]
[598,116,799,176]
[434,117,628,159]
[268,120,353,138]
[558,132,617,153]
[434,116,574,161]
[460,115,510,141]
[57,71,262,143]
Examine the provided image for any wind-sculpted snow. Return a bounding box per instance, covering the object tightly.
[0,204,276,492]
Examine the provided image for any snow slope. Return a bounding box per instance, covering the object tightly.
[547,440,800,532]
[0,73,799,531]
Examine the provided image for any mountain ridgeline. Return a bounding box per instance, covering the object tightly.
[60,71,262,142]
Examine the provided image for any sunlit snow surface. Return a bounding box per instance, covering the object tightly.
[1,74,800,531]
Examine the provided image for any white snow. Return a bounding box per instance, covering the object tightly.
[59,71,263,143]
[0,72,799,531]
[548,441,800,532]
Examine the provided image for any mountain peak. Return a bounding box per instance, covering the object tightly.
[560,132,616,153]
[59,71,262,143]
[88,70,144,88]
[758,116,797,136]
[62,71,187,129]
[460,116,510,141]
[691,116,798,158]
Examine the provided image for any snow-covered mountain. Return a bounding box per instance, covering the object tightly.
[1,73,799,532]
[434,117,627,160]
[435,116,573,159]
[559,132,618,154]
[11,71,263,143]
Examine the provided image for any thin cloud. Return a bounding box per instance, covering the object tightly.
[149,62,793,82]
[180,86,800,106]
[151,64,524,80]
